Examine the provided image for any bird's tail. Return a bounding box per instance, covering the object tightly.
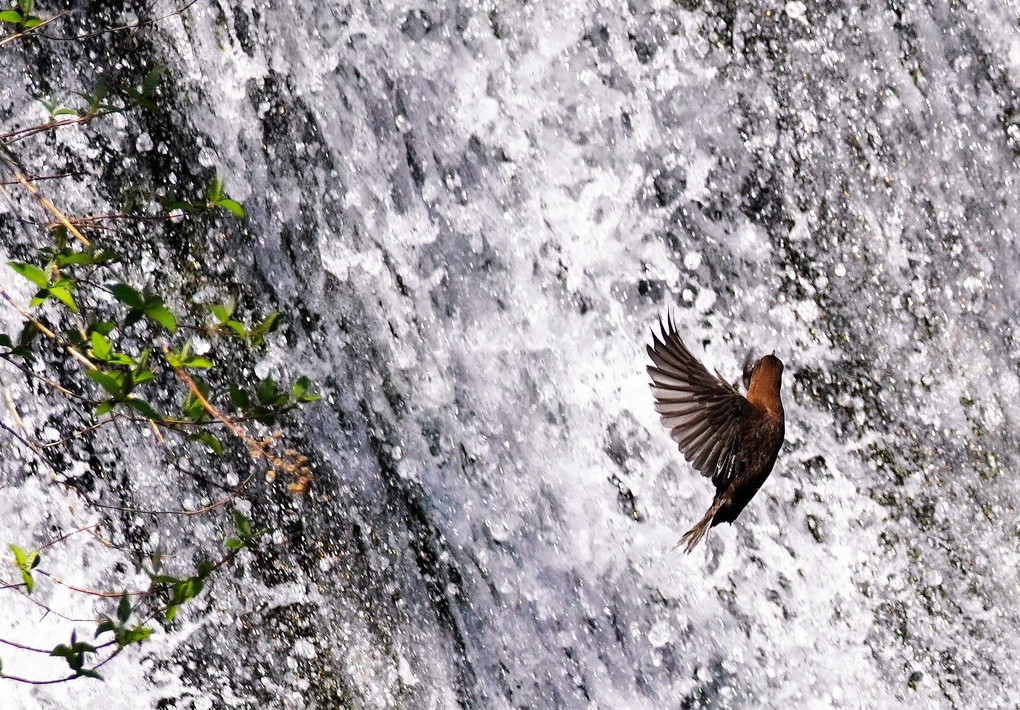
[676,499,725,554]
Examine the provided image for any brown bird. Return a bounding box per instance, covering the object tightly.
[647,314,785,553]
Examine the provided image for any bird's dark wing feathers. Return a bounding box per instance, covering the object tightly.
[647,315,751,490]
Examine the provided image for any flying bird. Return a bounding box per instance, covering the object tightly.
[647,315,785,553]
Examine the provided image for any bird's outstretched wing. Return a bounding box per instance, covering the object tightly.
[646,314,752,490]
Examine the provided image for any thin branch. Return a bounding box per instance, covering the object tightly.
[0,381,43,455]
[38,523,102,551]
[37,0,199,42]
[0,12,67,48]
[34,570,148,598]
[0,286,97,371]
[90,467,256,516]
[0,170,89,186]
[0,353,89,401]
[0,637,54,654]
[15,588,101,623]
[38,420,109,448]
[10,170,90,246]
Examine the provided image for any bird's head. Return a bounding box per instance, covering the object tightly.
[745,354,784,410]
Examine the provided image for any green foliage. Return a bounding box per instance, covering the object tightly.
[224,510,262,551]
[0,322,39,360]
[205,175,246,217]
[109,283,177,332]
[188,431,223,455]
[161,174,246,218]
[0,0,42,30]
[123,68,163,113]
[8,545,40,594]
[164,342,212,370]
[149,559,216,623]
[8,261,79,312]
[95,594,152,648]
[211,298,281,347]
[50,630,101,680]
[41,95,78,119]
[1,17,318,689]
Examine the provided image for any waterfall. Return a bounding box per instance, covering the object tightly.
[2,0,1019,707]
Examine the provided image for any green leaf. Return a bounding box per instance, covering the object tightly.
[228,385,250,409]
[216,198,245,218]
[133,369,156,385]
[248,312,282,346]
[143,303,177,332]
[117,593,131,623]
[86,369,124,398]
[117,626,152,646]
[206,176,224,203]
[89,78,110,105]
[188,432,223,455]
[291,375,321,402]
[0,10,23,23]
[224,320,248,338]
[210,300,234,323]
[90,331,112,361]
[47,286,78,312]
[76,668,103,680]
[0,334,11,348]
[256,376,278,404]
[123,309,144,329]
[17,0,33,16]
[110,283,144,309]
[94,400,116,417]
[56,249,120,267]
[135,347,151,370]
[180,377,210,420]
[183,355,213,369]
[224,538,243,551]
[10,545,39,594]
[22,16,41,28]
[232,511,252,538]
[8,262,49,289]
[55,252,96,267]
[142,67,163,96]
[124,398,162,422]
[18,322,38,347]
[95,619,117,637]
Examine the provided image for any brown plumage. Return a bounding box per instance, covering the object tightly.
[647,314,785,553]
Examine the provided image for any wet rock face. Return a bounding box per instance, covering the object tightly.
[3,1,1020,707]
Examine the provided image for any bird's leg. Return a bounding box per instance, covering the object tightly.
[677,498,725,554]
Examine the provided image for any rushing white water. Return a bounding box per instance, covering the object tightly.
[3,0,1020,707]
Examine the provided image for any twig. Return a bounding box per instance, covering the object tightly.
[10,171,91,246]
[0,353,90,401]
[38,523,102,551]
[34,570,148,598]
[0,170,88,186]
[0,380,42,454]
[0,286,97,371]
[37,0,199,42]
[0,637,54,654]
[0,12,67,48]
